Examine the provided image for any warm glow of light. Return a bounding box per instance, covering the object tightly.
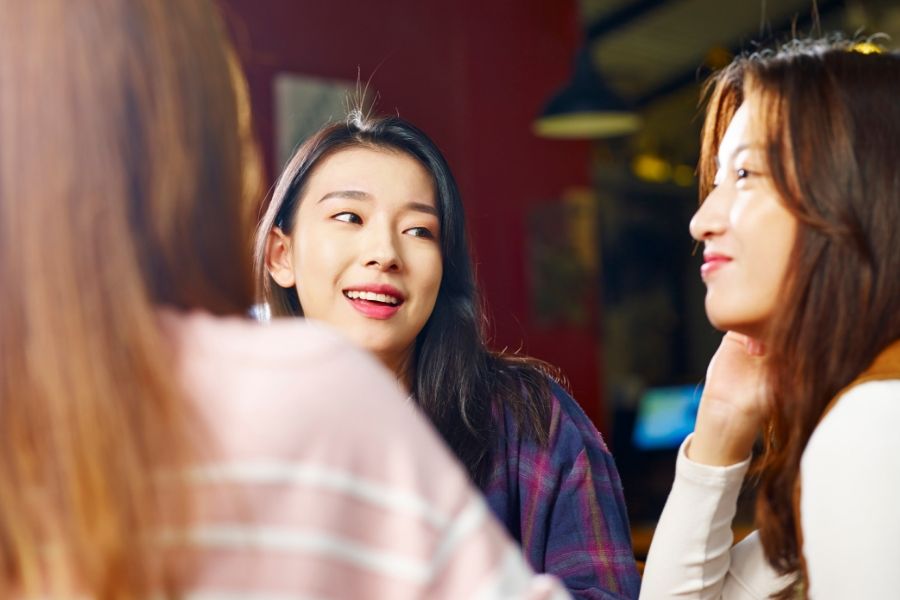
[632,154,670,183]
[850,41,883,55]
[534,112,642,139]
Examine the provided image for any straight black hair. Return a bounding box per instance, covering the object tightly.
[254,111,555,484]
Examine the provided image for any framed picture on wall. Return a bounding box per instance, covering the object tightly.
[274,73,355,167]
[527,188,598,328]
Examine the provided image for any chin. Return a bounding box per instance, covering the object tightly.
[705,311,767,340]
[704,301,758,335]
[358,336,409,362]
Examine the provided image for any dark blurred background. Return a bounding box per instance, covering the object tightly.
[219,0,900,557]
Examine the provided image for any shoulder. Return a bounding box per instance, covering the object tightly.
[169,311,399,394]
[550,381,609,455]
[167,310,391,383]
[804,379,900,464]
[165,310,361,369]
[163,310,422,453]
[801,378,900,529]
[496,375,613,468]
[167,314,555,597]
[800,382,900,597]
[546,381,611,454]
[168,309,480,505]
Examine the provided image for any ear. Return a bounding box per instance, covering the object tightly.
[265,227,297,289]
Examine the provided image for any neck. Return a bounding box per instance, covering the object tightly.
[377,348,414,393]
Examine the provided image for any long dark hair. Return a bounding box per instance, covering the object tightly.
[254,111,553,484]
[0,0,260,596]
[699,38,900,597]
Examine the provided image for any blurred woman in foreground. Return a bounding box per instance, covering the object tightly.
[0,2,569,598]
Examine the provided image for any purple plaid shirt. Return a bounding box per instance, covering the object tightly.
[483,382,640,599]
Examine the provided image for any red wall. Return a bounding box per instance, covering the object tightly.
[222,0,606,429]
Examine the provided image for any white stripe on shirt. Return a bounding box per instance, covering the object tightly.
[188,462,450,529]
[156,592,328,600]
[182,525,434,583]
[430,495,490,571]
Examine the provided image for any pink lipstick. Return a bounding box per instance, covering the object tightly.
[343,284,405,320]
[700,252,732,280]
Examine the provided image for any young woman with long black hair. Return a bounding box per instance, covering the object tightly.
[257,114,640,598]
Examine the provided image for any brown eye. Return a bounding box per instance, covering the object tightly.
[405,226,434,239]
[333,212,362,224]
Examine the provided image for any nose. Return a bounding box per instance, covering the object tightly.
[363,223,402,272]
[689,185,728,242]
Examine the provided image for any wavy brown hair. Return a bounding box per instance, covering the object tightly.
[699,38,900,597]
[0,0,260,596]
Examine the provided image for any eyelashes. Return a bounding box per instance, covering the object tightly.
[330,212,437,240]
[333,211,362,224]
[405,227,435,239]
[710,166,757,188]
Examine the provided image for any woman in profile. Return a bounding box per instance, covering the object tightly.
[256,113,640,598]
[0,2,571,598]
[640,38,900,598]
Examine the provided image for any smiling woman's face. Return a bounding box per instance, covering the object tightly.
[689,102,798,338]
[265,146,443,380]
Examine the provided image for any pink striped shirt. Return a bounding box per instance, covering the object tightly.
[165,311,570,599]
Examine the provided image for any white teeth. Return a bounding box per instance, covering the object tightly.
[345,290,400,305]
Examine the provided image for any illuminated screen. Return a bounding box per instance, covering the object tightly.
[632,384,703,450]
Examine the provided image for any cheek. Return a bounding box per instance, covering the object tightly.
[411,252,443,320]
[426,267,443,306]
[761,223,796,299]
[750,210,796,285]
[727,194,754,230]
[424,251,444,298]
[728,201,796,329]
[292,221,345,276]
[731,195,796,269]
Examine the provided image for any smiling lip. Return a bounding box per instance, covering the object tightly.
[700,252,732,280]
[343,284,405,320]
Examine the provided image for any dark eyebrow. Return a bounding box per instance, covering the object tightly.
[317,190,371,203]
[318,191,438,217]
[407,202,439,217]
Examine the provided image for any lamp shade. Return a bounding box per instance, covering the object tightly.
[534,47,641,139]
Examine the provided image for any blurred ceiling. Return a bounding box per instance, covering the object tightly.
[573,0,900,169]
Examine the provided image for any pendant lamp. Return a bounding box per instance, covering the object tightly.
[534,46,641,139]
